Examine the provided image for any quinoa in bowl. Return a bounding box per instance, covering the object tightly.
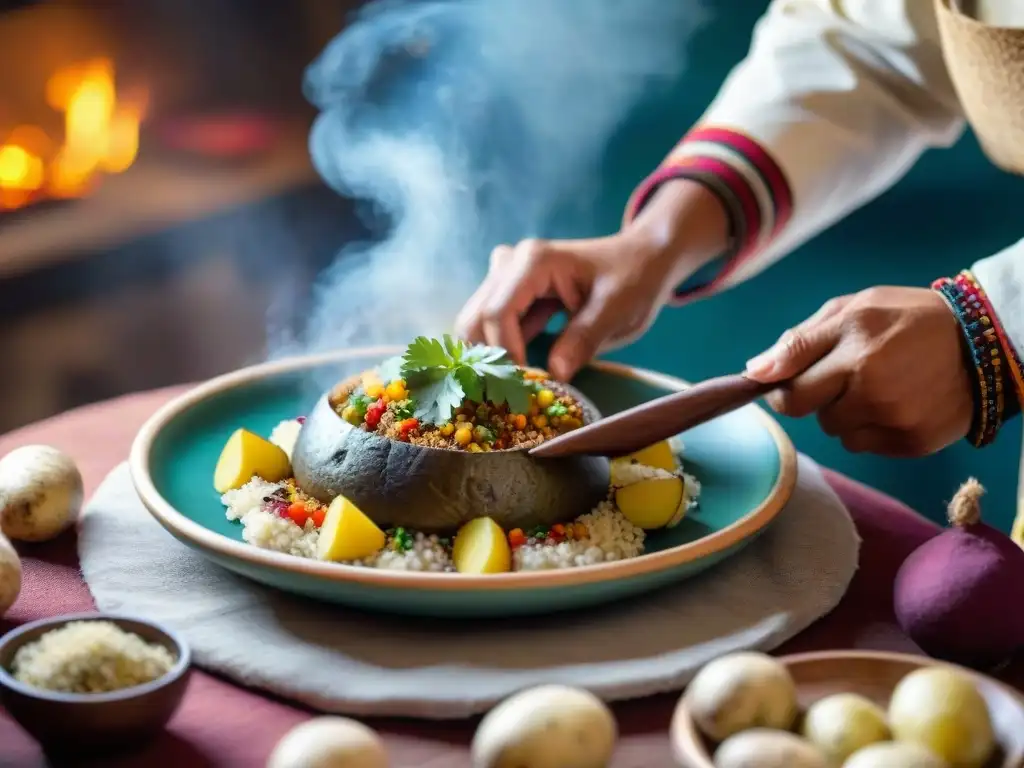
[330,368,585,452]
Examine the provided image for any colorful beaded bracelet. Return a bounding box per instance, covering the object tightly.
[933,277,1003,446]
[953,270,1024,423]
[932,271,1024,447]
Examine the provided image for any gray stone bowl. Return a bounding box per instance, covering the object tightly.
[291,381,611,532]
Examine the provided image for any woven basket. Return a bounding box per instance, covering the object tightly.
[936,0,1024,174]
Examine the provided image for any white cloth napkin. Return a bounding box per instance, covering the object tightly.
[79,455,859,719]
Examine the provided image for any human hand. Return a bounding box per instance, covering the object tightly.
[744,286,973,457]
[454,179,729,381]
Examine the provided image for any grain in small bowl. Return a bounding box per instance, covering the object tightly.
[0,612,191,756]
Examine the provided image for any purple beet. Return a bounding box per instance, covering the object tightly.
[894,478,1024,669]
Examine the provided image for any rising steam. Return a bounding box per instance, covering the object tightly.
[273,0,710,360]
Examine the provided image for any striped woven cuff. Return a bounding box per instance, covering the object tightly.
[624,126,794,301]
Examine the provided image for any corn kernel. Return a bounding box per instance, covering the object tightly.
[536,389,555,408]
[385,380,408,401]
[440,423,455,436]
[532,414,548,429]
[365,383,385,399]
[467,442,483,453]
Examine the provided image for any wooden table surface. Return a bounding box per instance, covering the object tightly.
[0,387,1020,767]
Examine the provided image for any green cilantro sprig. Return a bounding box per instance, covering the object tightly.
[398,335,533,424]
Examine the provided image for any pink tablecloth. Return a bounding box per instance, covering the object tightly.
[1,388,1020,767]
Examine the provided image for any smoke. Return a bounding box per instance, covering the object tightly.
[272,0,710,361]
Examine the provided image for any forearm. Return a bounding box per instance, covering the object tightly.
[624,0,964,304]
[621,178,731,290]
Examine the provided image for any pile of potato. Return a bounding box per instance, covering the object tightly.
[682,651,997,768]
[268,684,619,768]
[0,444,84,618]
[264,649,1002,767]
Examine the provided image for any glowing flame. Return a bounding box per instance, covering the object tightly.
[0,57,146,211]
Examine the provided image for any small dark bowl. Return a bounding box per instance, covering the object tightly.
[0,612,192,756]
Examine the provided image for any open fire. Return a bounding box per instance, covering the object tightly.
[0,57,147,212]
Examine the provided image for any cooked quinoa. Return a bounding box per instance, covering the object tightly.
[220,419,701,573]
[11,620,176,694]
[329,368,586,452]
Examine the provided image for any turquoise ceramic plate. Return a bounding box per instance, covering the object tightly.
[130,346,797,618]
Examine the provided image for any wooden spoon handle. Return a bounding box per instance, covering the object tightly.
[530,374,779,459]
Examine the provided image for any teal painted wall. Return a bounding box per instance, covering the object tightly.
[578,3,1022,529]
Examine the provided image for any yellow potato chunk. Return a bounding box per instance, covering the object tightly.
[615,476,685,530]
[626,440,678,472]
[317,496,387,562]
[453,517,512,574]
[214,428,292,493]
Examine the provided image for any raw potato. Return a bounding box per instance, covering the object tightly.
[0,445,83,543]
[615,477,685,530]
[213,429,292,494]
[683,652,798,742]
[888,667,995,768]
[453,517,511,574]
[842,742,948,768]
[267,716,388,768]
[801,693,890,762]
[626,440,678,472]
[0,532,21,616]
[471,684,616,768]
[713,729,829,768]
[317,496,387,562]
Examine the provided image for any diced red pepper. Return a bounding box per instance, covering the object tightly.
[509,528,526,549]
[550,523,566,542]
[364,398,387,428]
[311,507,327,528]
[286,502,310,527]
[398,418,419,440]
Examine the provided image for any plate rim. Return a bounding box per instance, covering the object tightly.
[669,649,1024,768]
[129,346,798,592]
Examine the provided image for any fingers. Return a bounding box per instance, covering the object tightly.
[817,395,869,437]
[454,244,514,344]
[519,298,564,344]
[745,297,851,383]
[477,240,561,364]
[764,353,849,418]
[548,281,622,381]
[455,235,650,380]
[839,427,930,458]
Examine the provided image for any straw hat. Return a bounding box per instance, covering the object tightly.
[935,0,1024,175]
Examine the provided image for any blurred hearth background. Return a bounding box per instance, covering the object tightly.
[0,0,368,432]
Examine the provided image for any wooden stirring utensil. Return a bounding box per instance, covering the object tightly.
[529,373,778,460]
